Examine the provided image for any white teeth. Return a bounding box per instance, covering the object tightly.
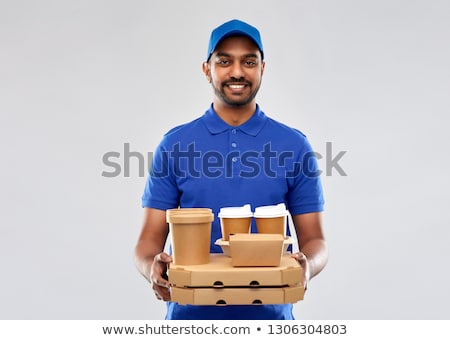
[229,84,245,89]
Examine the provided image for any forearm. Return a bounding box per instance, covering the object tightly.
[291,212,328,280]
[134,208,170,282]
[300,238,328,280]
[134,239,167,282]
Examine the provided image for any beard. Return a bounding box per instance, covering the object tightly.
[212,78,261,107]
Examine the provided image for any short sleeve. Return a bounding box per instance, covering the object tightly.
[141,141,180,210]
[286,137,324,215]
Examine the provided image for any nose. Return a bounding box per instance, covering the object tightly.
[228,62,245,79]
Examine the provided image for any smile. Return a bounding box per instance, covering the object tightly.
[227,84,247,90]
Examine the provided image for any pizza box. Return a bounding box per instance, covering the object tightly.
[171,285,304,305]
[168,253,302,287]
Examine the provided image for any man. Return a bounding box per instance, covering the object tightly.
[134,19,328,320]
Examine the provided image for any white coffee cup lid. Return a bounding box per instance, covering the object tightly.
[253,203,288,217]
[218,204,253,218]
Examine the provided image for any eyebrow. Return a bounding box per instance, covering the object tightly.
[215,52,259,59]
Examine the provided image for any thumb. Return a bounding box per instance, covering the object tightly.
[155,252,173,264]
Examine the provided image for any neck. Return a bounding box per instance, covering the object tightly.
[212,100,257,126]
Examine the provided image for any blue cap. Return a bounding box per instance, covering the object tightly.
[206,19,264,61]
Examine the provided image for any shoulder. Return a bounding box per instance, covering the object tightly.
[258,113,315,154]
[152,117,204,151]
[263,115,308,139]
[163,117,203,137]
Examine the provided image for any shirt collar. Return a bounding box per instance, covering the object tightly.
[202,103,267,136]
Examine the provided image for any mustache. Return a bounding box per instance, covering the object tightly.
[222,77,251,86]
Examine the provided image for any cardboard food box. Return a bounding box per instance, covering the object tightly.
[215,236,294,256]
[169,254,302,287]
[171,285,304,305]
[229,233,285,266]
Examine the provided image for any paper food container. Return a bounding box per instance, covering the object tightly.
[228,233,285,267]
[215,236,294,256]
[166,208,214,265]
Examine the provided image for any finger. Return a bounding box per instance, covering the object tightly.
[292,252,307,263]
[154,286,171,301]
[152,277,170,288]
[292,252,309,291]
[155,252,172,264]
[160,289,171,301]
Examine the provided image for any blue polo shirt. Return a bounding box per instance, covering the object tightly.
[142,104,324,320]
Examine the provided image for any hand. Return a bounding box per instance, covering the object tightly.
[292,252,310,291]
[150,252,172,301]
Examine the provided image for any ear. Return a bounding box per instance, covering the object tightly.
[261,60,266,76]
[202,62,211,83]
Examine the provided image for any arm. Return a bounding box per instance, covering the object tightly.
[134,207,172,301]
[291,212,328,288]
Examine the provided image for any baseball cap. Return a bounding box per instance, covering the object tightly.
[206,19,264,61]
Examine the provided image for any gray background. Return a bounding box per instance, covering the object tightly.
[1,0,449,319]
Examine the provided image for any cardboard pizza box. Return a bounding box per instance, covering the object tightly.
[168,253,302,288]
[170,285,304,305]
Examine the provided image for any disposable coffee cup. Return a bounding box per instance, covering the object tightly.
[254,203,288,236]
[218,204,253,241]
[166,208,214,265]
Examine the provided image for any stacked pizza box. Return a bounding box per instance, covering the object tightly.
[168,233,305,305]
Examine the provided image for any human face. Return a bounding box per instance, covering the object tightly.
[203,36,265,108]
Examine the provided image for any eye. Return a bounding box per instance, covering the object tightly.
[244,60,257,67]
[216,59,231,66]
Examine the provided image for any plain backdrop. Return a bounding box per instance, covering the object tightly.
[1,0,449,320]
